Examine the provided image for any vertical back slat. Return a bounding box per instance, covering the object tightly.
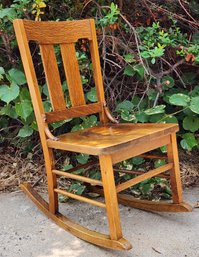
[60,43,86,106]
[89,20,107,123]
[40,44,66,110]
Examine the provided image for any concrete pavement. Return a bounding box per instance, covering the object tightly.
[0,187,198,257]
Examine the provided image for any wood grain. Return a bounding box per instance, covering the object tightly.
[47,124,177,155]
[40,44,66,110]
[61,43,86,106]
[20,183,132,250]
[167,133,183,203]
[45,102,102,123]
[99,155,123,240]
[54,188,105,208]
[23,19,92,44]
[14,18,191,251]
[52,169,102,186]
[116,163,173,193]
[13,19,58,214]
[89,186,193,212]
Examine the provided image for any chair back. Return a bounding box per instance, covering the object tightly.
[13,19,106,127]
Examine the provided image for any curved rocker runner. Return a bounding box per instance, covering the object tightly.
[13,18,192,251]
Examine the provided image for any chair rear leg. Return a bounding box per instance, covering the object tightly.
[99,155,123,241]
[167,133,183,204]
[43,147,58,213]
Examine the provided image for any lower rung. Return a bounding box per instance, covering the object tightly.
[116,163,173,193]
[54,188,106,208]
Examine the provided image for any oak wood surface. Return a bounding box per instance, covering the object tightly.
[52,169,103,186]
[23,19,92,44]
[45,102,102,123]
[20,183,132,250]
[54,188,106,208]
[14,18,191,251]
[40,44,66,110]
[167,134,183,203]
[116,163,173,193]
[13,19,59,214]
[89,186,193,212]
[99,155,123,240]
[47,123,178,155]
[111,134,171,164]
[60,43,86,106]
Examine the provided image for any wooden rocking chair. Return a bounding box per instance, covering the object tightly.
[13,19,192,251]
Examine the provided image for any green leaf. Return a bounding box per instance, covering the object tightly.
[17,126,33,138]
[141,51,151,58]
[50,120,69,129]
[86,87,97,102]
[0,8,17,19]
[183,116,199,132]
[144,105,166,115]
[124,54,135,63]
[162,75,175,89]
[160,145,167,153]
[76,154,89,164]
[8,68,26,85]
[161,115,178,124]
[149,113,164,123]
[133,64,145,79]
[0,67,5,80]
[62,164,73,171]
[69,183,86,195]
[141,183,154,195]
[190,86,199,97]
[0,84,20,104]
[42,84,50,98]
[43,100,52,112]
[180,133,198,151]
[135,111,149,123]
[154,159,166,168]
[82,115,98,128]
[147,89,158,101]
[121,110,136,121]
[124,65,135,76]
[131,157,145,165]
[0,67,5,75]
[190,96,199,114]
[15,100,33,121]
[0,105,17,119]
[71,124,84,132]
[116,100,134,112]
[169,93,190,106]
[19,88,31,101]
[180,139,191,151]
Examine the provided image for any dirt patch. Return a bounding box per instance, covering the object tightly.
[0,147,199,193]
[0,146,46,192]
[179,149,199,187]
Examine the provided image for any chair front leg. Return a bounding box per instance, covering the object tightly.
[43,147,59,214]
[167,133,183,204]
[99,155,123,241]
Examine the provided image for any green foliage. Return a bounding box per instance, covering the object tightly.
[169,94,190,107]
[1,1,199,198]
[98,3,119,27]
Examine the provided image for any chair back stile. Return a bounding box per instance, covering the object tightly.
[13,19,107,135]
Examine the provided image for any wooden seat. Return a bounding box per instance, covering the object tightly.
[13,18,192,251]
[48,123,179,155]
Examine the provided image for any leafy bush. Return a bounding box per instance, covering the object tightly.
[1,1,199,196]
